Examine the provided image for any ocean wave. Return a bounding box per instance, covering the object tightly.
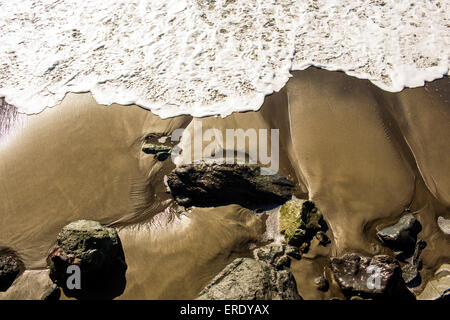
[0,0,448,117]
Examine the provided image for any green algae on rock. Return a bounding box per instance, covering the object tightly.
[279,199,324,247]
[142,143,172,161]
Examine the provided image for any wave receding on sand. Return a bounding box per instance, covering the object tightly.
[0,0,448,117]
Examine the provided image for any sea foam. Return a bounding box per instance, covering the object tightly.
[0,0,448,117]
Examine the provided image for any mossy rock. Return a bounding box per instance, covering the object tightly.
[142,143,172,154]
[142,143,172,161]
[280,199,323,247]
[48,220,127,300]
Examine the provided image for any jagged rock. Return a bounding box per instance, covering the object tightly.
[401,239,427,287]
[411,240,427,265]
[0,269,59,300]
[48,220,127,300]
[0,251,23,291]
[376,214,421,254]
[279,199,325,247]
[166,163,295,208]
[418,264,450,300]
[197,258,301,300]
[329,253,414,300]
[401,263,419,285]
[314,276,329,292]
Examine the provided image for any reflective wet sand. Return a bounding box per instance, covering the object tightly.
[0,67,448,299]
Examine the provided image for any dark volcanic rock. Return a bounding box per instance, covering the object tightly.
[377,214,421,254]
[0,251,23,291]
[411,239,426,266]
[329,253,414,300]
[48,220,127,300]
[197,257,301,300]
[166,163,295,208]
[402,239,427,287]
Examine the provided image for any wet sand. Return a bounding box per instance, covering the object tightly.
[0,67,449,299]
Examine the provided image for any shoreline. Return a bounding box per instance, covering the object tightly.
[0,67,449,300]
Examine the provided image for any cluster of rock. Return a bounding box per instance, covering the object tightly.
[166,163,295,208]
[279,199,329,250]
[329,253,414,300]
[377,213,421,255]
[376,213,425,287]
[197,244,301,300]
[48,220,127,300]
[3,158,446,301]
[324,213,440,300]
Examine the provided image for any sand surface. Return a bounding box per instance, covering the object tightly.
[0,67,448,299]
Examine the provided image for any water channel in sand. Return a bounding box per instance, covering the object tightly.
[0,68,448,299]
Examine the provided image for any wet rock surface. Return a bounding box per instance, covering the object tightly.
[142,142,172,161]
[0,251,23,291]
[197,257,301,300]
[253,243,301,269]
[0,269,60,300]
[279,199,327,248]
[377,214,427,289]
[329,253,414,300]
[401,263,419,285]
[48,220,127,300]
[376,214,421,254]
[167,163,295,208]
[401,239,427,287]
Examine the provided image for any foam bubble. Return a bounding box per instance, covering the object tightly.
[0,0,448,117]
